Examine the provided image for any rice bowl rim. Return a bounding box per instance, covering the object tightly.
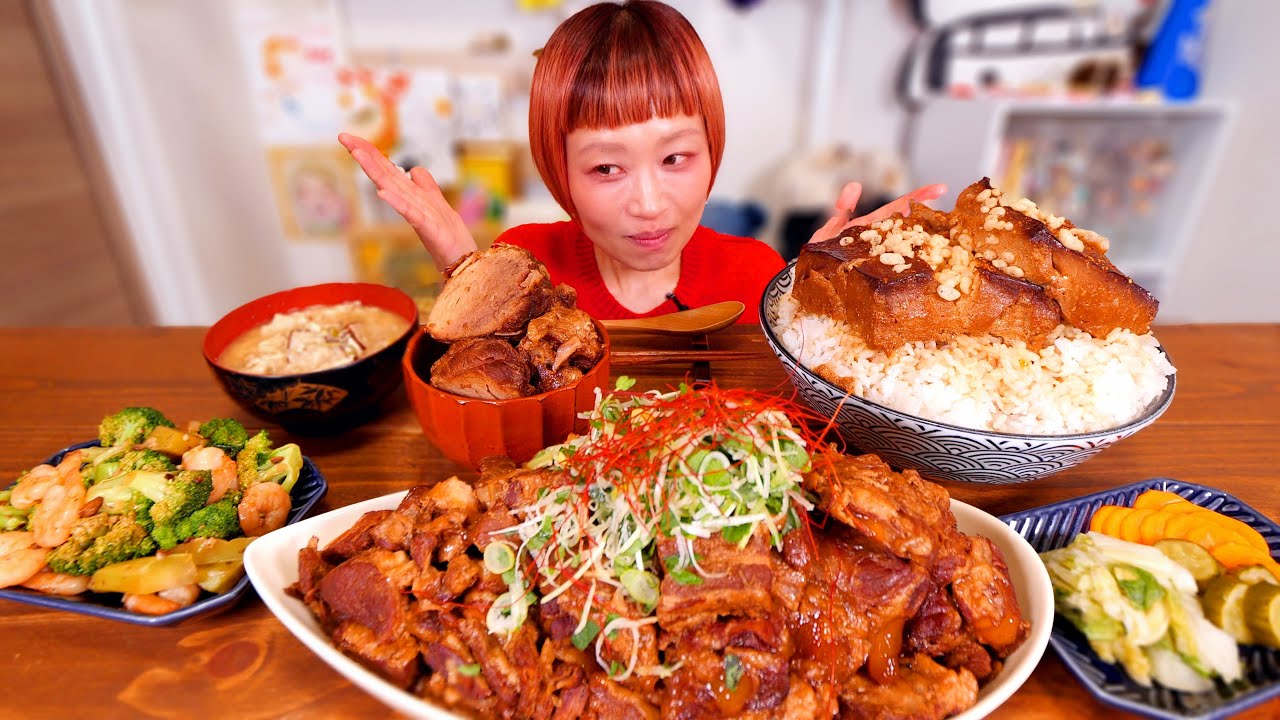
[758,262,1177,442]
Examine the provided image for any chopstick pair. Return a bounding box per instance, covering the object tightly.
[610,349,757,366]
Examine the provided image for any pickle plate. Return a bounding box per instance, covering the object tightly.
[1001,479,1280,720]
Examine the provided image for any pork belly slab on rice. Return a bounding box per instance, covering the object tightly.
[781,177,1174,435]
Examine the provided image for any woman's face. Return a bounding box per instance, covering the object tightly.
[566,114,711,272]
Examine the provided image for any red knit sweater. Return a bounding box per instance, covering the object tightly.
[495,222,784,323]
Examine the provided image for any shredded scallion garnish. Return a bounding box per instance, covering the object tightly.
[488,378,827,679]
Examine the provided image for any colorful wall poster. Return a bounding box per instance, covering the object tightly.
[267,146,360,241]
[233,0,345,144]
[347,66,460,229]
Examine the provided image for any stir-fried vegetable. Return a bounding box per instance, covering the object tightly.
[1,406,299,614]
[88,554,198,595]
[1041,532,1242,692]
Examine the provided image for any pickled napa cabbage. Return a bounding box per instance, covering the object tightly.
[1041,532,1241,692]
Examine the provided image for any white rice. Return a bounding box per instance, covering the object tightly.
[774,293,1175,435]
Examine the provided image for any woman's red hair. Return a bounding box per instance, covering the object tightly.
[529,1,725,218]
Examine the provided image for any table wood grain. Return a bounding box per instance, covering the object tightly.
[1,325,1277,719]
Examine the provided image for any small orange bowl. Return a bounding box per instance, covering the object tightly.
[402,320,611,468]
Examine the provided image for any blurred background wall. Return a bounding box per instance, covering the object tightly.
[1,0,1276,326]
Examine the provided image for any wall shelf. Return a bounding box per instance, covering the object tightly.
[909,97,1234,301]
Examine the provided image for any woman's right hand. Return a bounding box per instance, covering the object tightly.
[338,132,477,269]
[808,182,947,245]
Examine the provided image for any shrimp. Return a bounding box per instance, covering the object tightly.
[158,583,200,606]
[29,481,86,548]
[123,592,182,615]
[56,449,85,476]
[182,446,237,504]
[8,464,59,509]
[0,531,49,588]
[20,569,90,596]
[123,584,199,615]
[238,482,291,536]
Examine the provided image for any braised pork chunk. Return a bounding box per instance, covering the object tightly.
[424,245,603,399]
[426,245,554,342]
[430,337,535,400]
[518,305,605,393]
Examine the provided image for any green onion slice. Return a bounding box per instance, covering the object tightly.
[619,568,660,610]
[483,541,516,575]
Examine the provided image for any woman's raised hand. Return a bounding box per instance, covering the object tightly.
[808,182,947,244]
[338,132,477,269]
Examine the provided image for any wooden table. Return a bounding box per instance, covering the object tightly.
[1,325,1277,719]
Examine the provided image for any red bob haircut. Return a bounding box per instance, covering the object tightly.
[529,1,726,218]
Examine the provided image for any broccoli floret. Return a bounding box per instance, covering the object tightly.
[149,525,180,550]
[130,470,213,527]
[197,418,249,457]
[236,431,274,489]
[98,407,175,448]
[45,514,116,575]
[81,512,156,568]
[78,516,156,574]
[131,491,155,531]
[0,489,28,530]
[257,444,305,494]
[116,450,177,474]
[1,503,27,531]
[152,498,241,549]
[48,515,156,575]
[179,498,241,539]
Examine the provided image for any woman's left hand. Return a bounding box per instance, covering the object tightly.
[808,182,947,244]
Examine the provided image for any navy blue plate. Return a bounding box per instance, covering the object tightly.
[0,440,328,626]
[1000,479,1280,719]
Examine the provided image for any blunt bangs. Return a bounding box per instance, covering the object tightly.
[568,17,703,131]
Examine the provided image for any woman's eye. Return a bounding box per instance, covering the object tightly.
[663,154,684,166]
[593,164,617,176]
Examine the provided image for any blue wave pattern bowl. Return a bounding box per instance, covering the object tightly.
[1001,479,1280,719]
[759,263,1176,484]
[0,440,328,626]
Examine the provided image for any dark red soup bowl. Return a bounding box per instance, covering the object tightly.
[402,320,611,468]
[203,283,419,435]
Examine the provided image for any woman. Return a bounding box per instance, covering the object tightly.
[341,0,942,323]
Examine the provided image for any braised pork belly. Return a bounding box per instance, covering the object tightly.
[290,451,1028,719]
[427,245,555,342]
[431,338,536,400]
[793,177,1157,351]
[422,245,602,399]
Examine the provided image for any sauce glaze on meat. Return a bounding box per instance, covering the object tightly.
[426,246,603,399]
[289,453,1028,719]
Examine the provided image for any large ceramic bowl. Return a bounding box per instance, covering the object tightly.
[204,283,418,435]
[245,491,1053,720]
[402,320,611,468]
[760,263,1176,484]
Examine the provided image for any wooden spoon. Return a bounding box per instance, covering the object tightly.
[602,301,745,335]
